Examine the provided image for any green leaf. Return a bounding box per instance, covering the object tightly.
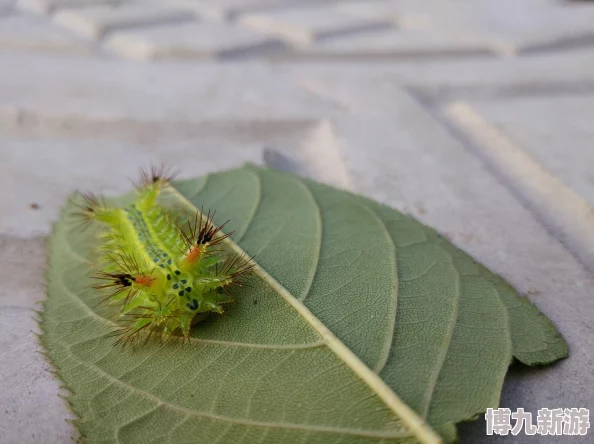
[42,165,567,444]
[173,165,568,440]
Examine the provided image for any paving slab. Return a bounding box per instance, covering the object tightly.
[0,53,343,121]
[457,94,594,208]
[294,28,495,59]
[339,0,594,55]
[169,0,295,20]
[0,14,90,52]
[53,3,196,39]
[0,119,328,236]
[16,0,120,15]
[238,6,394,45]
[282,48,594,92]
[105,21,286,60]
[0,235,79,444]
[0,0,14,14]
[442,97,594,281]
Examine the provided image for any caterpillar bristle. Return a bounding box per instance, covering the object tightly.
[218,252,256,286]
[103,252,151,280]
[179,209,234,250]
[135,163,178,190]
[70,192,108,229]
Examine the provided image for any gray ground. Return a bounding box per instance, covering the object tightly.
[0,1,593,443]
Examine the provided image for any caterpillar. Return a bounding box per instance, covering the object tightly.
[74,166,254,344]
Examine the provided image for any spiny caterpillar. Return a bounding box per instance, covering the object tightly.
[75,166,254,344]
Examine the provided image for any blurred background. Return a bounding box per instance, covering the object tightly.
[1,0,594,443]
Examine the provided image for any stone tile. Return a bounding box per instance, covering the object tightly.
[343,0,594,35]
[0,0,14,14]
[296,28,494,59]
[169,0,288,20]
[0,53,343,121]
[0,236,79,444]
[169,0,336,21]
[238,6,394,46]
[0,132,252,236]
[335,1,398,22]
[53,3,195,39]
[0,57,341,238]
[0,15,90,52]
[518,28,594,54]
[15,0,120,15]
[280,49,594,94]
[443,96,594,278]
[339,0,489,31]
[0,118,327,236]
[460,94,594,207]
[263,120,353,191]
[340,0,594,55]
[105,21,285,60]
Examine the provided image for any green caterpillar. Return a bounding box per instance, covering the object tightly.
[75,167,253,344]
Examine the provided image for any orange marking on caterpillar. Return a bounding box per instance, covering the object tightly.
[184,245,208,265]
[135,275,156,287]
